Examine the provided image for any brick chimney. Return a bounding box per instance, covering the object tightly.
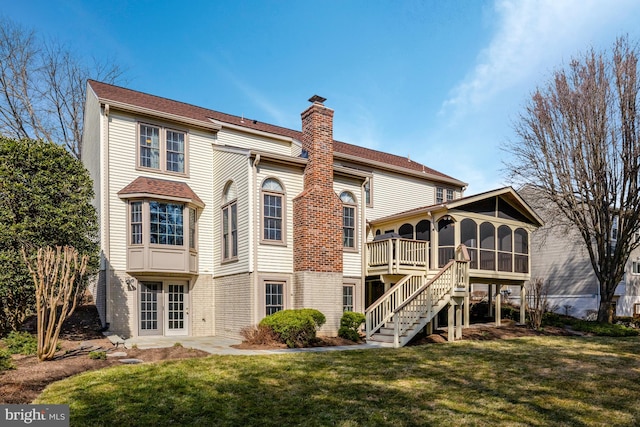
[293,95,343,273]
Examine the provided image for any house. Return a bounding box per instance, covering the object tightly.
[82,80,542,347]
[522,186,640,319]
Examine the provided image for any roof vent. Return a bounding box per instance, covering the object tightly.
[308,95,326,105]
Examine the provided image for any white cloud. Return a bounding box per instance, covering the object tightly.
[441,0,640,120]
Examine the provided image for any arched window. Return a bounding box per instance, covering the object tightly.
[514,228,528,273]
[222,181,238,260]
[479,222,495,270]
[398,223,414,240]
[416,220,430,241]
[438,218,455,268]
[498,225,512,272]
[461,219,478,269]
[261,178,285,243]
[340,191,357,249]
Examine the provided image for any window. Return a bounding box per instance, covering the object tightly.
[634,303,640,316]
[437,218,455,268]
[446,189,454,201]
[461,218,478,269]
[436,187,444,204]
[340,191,357,249]
[262,178,284,243]
[514,228,528,273]
[189,208,197,250]
[633,261,640,275]
[612,216,619,240]
[222,182,238,260]
[131,201,143,245]
[150,202,184,245]
[479,222,495,270]
[343,285,354,312]
[399,223,414,240]
[138,123,186,174]
[498,225,512,272]
[265,282,284,315]
[129,200,197,248]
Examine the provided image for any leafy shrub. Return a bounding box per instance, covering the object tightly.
[240,324,280,345]
[338,311,365,342]
[0,348,14,371]
[259,309,326,348]
[501,304,520,321]
[569,320,639,337]
[88,351,106,360]
[3,331,37,355]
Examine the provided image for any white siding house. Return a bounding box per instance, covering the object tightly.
[83,80,542,344]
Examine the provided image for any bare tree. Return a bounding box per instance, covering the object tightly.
[22,246,88,361]
[526,278,549,330]
[0,17,124,159]
[506,36,640,323]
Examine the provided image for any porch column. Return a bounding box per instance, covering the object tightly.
[520,284,526,325]
[495,284,502,326]
[488,284,494,317]
[447,303,454,342]
[426,321,433,335]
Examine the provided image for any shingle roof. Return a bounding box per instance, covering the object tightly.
[118,176,205,207]
[89,80,460,183]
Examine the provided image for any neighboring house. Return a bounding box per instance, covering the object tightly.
[82,81,542,346]
[522,186,640,319]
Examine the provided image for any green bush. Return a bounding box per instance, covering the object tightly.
[3,331,37,355]
[569,320,639,337]
[0,348,14,371]
[259,309,326,348]
[338,311,365,342]
[88,351,106,360]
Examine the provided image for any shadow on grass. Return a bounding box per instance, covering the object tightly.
[36,336,640,426]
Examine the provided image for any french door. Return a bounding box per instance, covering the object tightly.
[139,281,189,336]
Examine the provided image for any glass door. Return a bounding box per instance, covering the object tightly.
[139,282,162,336]
[165,282,188,336]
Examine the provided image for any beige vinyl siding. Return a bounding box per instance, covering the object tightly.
[215,272,253,338]
[217,128,294,157]
[81,88,102,233]
[256,162,304,272]
[190,274,215,336]
[106,111,217,273]
[334,177,362,277]
[212,149,252,275]
[367,169,437,221]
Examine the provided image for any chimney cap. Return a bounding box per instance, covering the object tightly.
[308,95,327,104]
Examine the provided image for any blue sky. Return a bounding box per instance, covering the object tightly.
[6,0,640,193]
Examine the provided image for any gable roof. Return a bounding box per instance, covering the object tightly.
[370,186,543,227]
[118,176,205,207]
[88,80,465,186]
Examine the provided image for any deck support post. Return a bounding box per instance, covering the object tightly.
[488,284,494,317]
[455,301,462,339]
[426,321,433,335]
[495,284,502,326]
[464,292,470,328]
[447,303,454,342]
[520,284,526,325]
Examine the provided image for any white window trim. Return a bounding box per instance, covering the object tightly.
[260,178,286,246]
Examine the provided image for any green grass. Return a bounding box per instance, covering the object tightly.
[36,336,640,426]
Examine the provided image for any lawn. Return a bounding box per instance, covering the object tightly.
[36,336,640,426]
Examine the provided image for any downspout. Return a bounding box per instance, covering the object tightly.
[360,177,369,313]
[103,103,111,326]
[252,154,261,323]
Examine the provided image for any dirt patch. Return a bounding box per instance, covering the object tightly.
[409,319,577,346]
[0,305,208,404]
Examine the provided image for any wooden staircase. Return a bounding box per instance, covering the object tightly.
[365,245,470,348]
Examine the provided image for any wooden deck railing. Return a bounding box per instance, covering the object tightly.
[365,274,424,339]
[366,238,429,273]
[365,244,470,346]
